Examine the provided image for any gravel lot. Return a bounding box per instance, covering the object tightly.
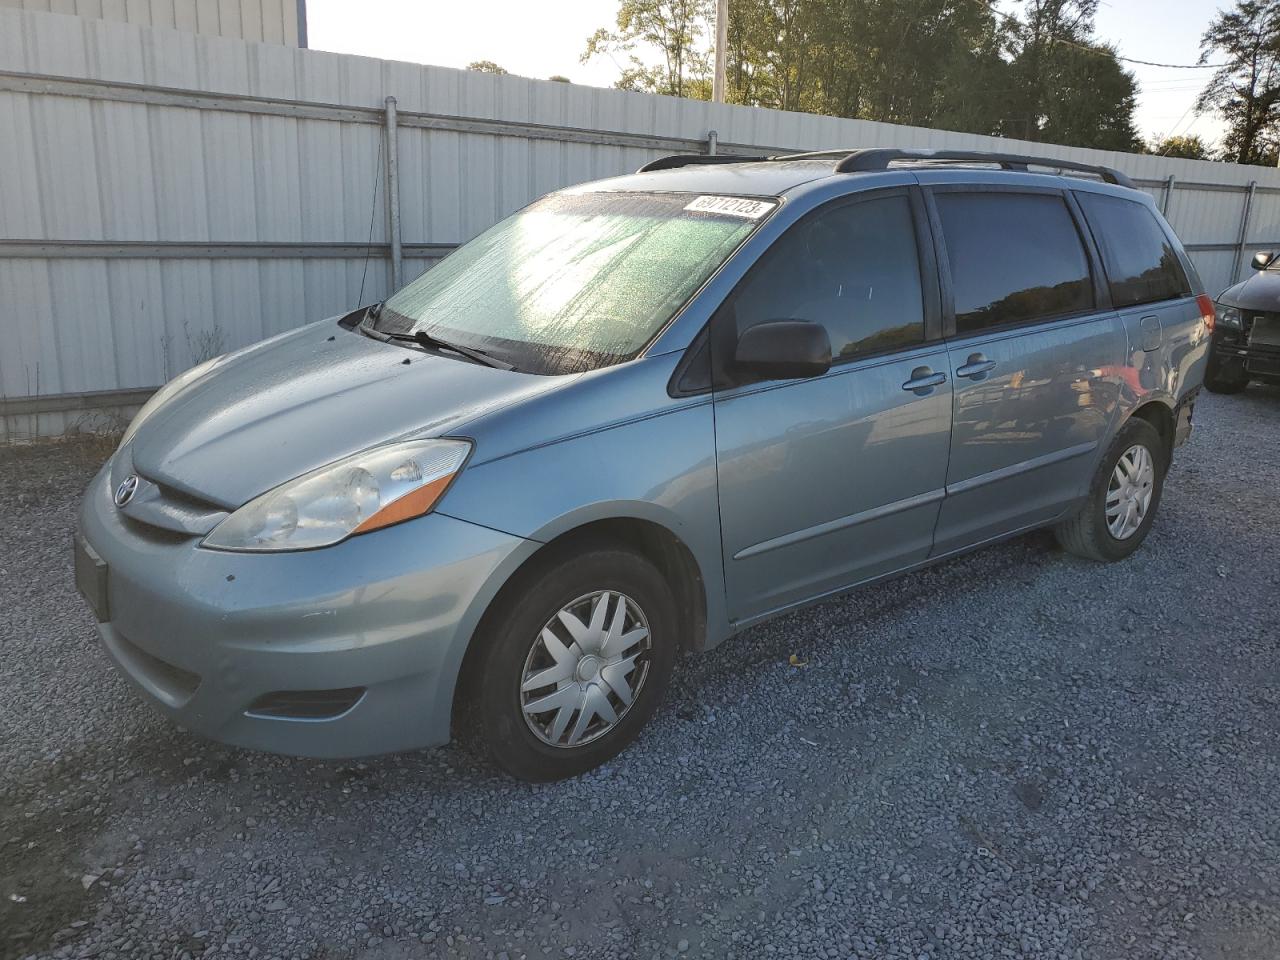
[3,388,1279,960]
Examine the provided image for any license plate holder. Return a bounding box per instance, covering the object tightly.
[73,533,110,623]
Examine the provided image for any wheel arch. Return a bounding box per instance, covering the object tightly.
[1125,398,1175,463]
[449,511,710,738]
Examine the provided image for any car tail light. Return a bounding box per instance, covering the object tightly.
[1197,293,1215,333]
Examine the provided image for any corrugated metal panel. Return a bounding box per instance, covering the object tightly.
[3,4,1280,440]
[0,0,300,44]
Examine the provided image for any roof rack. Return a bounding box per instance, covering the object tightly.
[636,147,1135,189]
[831,148,1136,188]
[636,154,767,172]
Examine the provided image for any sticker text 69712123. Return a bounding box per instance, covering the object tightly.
[684,196,776,219]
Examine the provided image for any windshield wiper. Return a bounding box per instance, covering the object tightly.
[409,330,514,370]
[356,305,514,370]
[382,328,514,371]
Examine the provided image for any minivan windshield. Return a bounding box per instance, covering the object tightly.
[375,191,776,374]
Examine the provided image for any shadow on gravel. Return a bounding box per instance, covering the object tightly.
[0,780,105,958]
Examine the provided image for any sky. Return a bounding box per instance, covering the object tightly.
[305,0,1230,149]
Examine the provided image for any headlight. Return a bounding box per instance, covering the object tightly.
[119,356,226,449]
[1217,305,1242,329]
[202,439,471,552]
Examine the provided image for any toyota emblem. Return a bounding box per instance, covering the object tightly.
[114,475,139,507]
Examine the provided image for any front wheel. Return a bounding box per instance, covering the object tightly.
[463,545,678,781]
[1055,418,1167,562]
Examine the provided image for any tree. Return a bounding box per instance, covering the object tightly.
[1002,0,1141,150]
[722,0,1010,129]
[584,0,1141,151]
[582,0,713,98]
[466,60,508,74]
[548,75,572,83]
[1197,0,1280,165]
[1148,134,1212,160]
[1034,40,1142,150]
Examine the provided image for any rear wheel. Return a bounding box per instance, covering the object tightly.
[1055,418,1166,562]
[463,545,678,781]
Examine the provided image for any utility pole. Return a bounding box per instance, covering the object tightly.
[712,0,728,103]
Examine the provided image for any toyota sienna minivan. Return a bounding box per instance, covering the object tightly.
[76,149,1211,781]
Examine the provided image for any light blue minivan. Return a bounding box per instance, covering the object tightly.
[76,149,1211,780]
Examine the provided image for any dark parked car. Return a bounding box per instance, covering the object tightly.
[1208,251,1280,393]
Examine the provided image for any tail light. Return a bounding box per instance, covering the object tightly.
[1197,293,1216,333]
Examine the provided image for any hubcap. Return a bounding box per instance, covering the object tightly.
[1106,443,1155,540]
[520,590,651,749]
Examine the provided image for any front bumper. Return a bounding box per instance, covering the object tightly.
[1211,327,1280,380]
[75,463,534,758]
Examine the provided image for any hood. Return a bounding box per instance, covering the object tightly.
[128,320,567,508]
[1217,268,1280,310]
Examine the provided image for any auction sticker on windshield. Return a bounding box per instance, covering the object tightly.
[684,196,776,219]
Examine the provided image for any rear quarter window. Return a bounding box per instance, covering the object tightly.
[1075,192,1192,308]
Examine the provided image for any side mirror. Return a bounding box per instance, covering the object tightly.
[734,320,831,382]
[1251,250,1275,271]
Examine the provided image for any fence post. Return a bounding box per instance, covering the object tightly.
[384,95,403,291]
[1232,180,1258,283]
[707,129,718,156]
[1161,175,1175,216]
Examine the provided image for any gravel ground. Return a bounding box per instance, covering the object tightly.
[2,388,1279,960]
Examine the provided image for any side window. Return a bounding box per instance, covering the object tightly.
[1076,192,1192,307]
[935,192,1095,334]
[732,195,925,360]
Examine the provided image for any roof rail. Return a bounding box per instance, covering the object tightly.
[832,148,1136,188]
[637,154,767,173]
[637,147,1137,189]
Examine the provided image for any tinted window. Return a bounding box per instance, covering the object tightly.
[1076,192,1191,307]
[936,193,1094,334]
[732,195,925,359]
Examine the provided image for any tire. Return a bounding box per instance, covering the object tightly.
[1203,363,1248,394]
[462,544,678,782]
[1054,418,1167,563]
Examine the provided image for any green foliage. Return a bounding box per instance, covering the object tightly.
[549,75,572,83]
[466,60,509,75]
[1000,1,1141,150]
[1147,134,1212,160]
[582,0,714,98]
[586,0,1145,153]
[1197,0,1280,165]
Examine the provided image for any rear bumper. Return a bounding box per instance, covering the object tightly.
[76,462,535,758]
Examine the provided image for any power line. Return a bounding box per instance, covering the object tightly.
[1051,35,1226,70]
[976,0,1227,70]
[1157,99,1201,153]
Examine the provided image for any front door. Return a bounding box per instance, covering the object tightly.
[925,187,1128,555]
[712,189,953,622]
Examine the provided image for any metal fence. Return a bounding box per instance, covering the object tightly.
[1,0,305,46]
[3,5,1279,440]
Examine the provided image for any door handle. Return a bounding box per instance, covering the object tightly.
[956,353,997,380]
[901,366,947,395]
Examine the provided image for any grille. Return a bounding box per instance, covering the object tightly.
[117,472,228,536]
[1246,313,1280,376]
